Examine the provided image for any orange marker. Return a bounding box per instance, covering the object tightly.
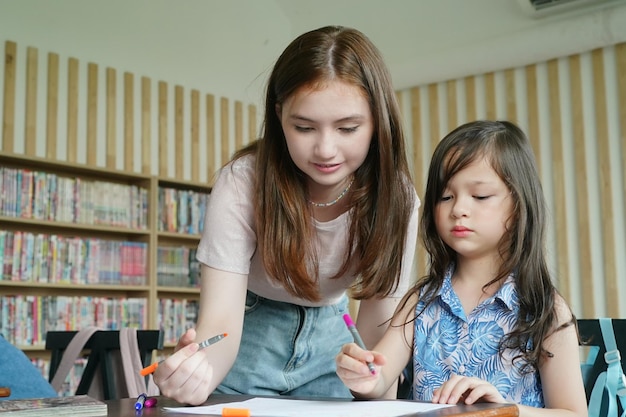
[140,333,228,376]
[222,408,251,417]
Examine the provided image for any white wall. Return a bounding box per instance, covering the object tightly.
[0,0,294,107]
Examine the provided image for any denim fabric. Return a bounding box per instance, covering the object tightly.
[0,335,58,400]
[215,291,353,397]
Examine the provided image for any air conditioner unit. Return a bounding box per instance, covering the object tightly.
[516,0,625,18]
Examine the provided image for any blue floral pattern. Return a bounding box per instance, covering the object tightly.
[412,268,544,406]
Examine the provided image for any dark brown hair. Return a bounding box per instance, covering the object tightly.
[232,26,415,302]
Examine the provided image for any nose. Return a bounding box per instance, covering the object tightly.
[313,130,338,160]
[451,197,469,218]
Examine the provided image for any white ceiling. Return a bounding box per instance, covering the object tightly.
[1,0,625,104]
[273,0,626,89]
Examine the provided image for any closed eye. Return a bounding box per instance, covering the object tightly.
[295,125,314,132]
[339,126,358,133]
[440,195,452,202]
[474,195,491,200]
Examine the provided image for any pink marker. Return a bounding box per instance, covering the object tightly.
[342,313,376,375]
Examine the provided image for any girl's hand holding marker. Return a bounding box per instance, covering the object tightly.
[140,333,228,376]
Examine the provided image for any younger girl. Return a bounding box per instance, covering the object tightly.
[336,120,587,417]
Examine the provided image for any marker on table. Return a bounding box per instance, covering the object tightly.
[222,407,251,417]
[342,313,376,375]
[135,393,147,411]
[140,333,228,376]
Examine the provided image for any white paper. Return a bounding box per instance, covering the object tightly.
[164,397,453,416]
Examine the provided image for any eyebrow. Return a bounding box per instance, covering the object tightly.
[288,114,366,123]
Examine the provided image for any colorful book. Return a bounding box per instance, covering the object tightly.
[0,395,107,416]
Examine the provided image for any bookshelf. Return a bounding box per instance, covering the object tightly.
[0,152,208,356]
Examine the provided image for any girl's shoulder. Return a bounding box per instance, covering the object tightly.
[216,154,256,183]
[226,152,255,173]
[552,291,575,327]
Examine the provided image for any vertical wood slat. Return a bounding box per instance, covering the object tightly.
[248,104,257,143]
[206,94,215,182]
[465,76,476,122]
[158,81,168,177]
[220,97,229,166]
[234,100,243,151]
[569,54,595,318]
[124,72,134,172]
[547,59,570,301]
[141,76,151,175]
[616,43,626,217]
[46,52,59,159]
[25,46,38,156]
[525,65,541,169]
[174,85,184,179]
[591,48,618,317]
[410,87,427,277]
[446,80,457,131]
[106,67,116,169]
[410,87,422,190]
[428,84,439,152]
[66,57,79,162]
[190,89,199,182]
[86,62,98,166]
[485,72,496,120]
[504,68,517,123]
[3,41,16,152]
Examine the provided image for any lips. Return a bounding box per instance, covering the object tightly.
[312,162,341,174]
[451,225,472,237]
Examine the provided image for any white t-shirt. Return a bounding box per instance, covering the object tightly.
[196,154,420,307]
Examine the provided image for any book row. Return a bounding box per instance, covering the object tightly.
[0,166,149,229]
[157,246,201,287]
[0,295,147,346]
[1,295,200,346]
[158,187,209,234]
[0,230,147,285]
[158,297,200,345]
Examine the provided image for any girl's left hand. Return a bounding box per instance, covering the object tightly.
[432,374,505,404]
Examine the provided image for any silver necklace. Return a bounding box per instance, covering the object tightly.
[308,178,354,208]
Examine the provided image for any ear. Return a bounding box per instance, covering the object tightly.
[275,103,282,120]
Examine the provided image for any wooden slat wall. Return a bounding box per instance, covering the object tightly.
[1,40,258,186]
[46,52,59,160]
[399,42,626,319]
[3,41,16,152]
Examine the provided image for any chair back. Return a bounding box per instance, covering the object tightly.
[45,329,163,400]
[578,319,626,417]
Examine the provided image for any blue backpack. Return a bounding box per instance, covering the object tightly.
[580,318,626,417]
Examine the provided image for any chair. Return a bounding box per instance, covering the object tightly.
[45,329,163,400]
[577,319,626,414]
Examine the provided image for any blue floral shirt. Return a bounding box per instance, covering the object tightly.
[412,268,544,406]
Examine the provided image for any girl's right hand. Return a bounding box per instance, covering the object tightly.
[335,342,386,396]
[173,328,197,352]
[153,330,215,405]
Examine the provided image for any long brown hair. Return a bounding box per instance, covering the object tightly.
[399,120,570,370]
[232,26,415,302]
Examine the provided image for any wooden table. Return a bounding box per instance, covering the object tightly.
[104,394,519,417]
